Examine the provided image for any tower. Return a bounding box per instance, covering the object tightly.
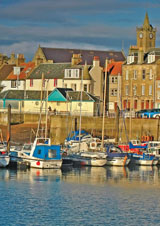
[136,12,156,53]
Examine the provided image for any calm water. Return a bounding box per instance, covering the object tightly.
[0,165,160,226]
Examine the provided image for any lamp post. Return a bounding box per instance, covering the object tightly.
[129,78,133,140]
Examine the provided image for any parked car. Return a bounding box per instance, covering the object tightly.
[136,109,160,118]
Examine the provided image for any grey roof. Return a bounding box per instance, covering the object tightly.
[0,90,51,100]
[0,64,15,80]
[28,63,71,79]
[66,91,100,102]
[41,47,125,67]
[56,88,73,98]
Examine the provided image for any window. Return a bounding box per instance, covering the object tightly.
[134,100,137,109]
[125,85,129,95]
[111,89,117,96]
[142,70,145,80]
[149,69,153,79]
[123,100,127,109]
[57,102,60,106]
[68,70,71,78]
[30,79,33,87]
[64,83,67,88]
[111,76,117,83]
[48,149,57,158]
[133,85,137,96]
[65,69,80,78]
[54,78,57,87]
[133,70,137,80]
[75,69,79,78]
[38,149,41,155]
[84,84,87,91]
[158,82,160,88]
[149,85,152,95]
[142,85,145,95]
[126,70,129,80]
[11,81,17,88]
[146,100,149,109]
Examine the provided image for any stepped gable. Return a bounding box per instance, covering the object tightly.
[41,47,125,66]
[28,63,71,79]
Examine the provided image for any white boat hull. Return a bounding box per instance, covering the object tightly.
[72,158,107,167]
[0,155,10,167]
[134,159,158,166]
[106,157,130,166]
[29,159,62,169]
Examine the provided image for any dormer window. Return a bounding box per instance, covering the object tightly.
[127,55,134,64]
[65,69,80,78]
[148,53,155,63]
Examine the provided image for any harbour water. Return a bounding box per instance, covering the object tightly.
[0,165,160,226]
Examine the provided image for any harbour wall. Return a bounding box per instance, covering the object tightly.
[0,112,159,144]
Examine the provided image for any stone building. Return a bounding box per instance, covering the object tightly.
[122,13,160,111]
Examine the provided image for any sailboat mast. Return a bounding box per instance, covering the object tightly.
[101,59,108,148]
[79,68,83,148]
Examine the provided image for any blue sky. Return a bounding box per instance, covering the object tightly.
[0,0,160,61]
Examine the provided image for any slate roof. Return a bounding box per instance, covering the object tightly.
[0,65,16,80]
[7,62,35,80]
[40,47,126,67]
[67,91,100,102]
[28,63,71,79]
[0,90,51,100]
[56,88,73,98]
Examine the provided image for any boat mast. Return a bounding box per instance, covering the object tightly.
[101,59,108,149]
[79,67,83,150]
[45,79,49,139]
[36,72,44,138]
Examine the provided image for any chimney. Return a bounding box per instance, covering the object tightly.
[16,54,25,66]
[138,48,144,64]
[93,56,100,67]
[71,54,82,65]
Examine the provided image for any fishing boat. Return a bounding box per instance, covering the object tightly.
[18,137,62,169]
[106,145,130,166]
[63,151,107,167]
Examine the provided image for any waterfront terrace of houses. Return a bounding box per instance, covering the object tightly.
[0,87,101,117]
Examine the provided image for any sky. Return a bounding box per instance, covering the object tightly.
[0,0,160,61]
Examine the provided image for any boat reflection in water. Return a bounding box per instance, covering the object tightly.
[1,165,160,186]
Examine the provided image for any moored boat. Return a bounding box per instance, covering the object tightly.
[106,145,130,166]
[63,151,107,167]
[128,152,158,166]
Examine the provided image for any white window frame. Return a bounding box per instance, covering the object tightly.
[133,70,137,80]
[149,85,152,95]
[125,85,129,96]
[126,70,129,80]
[149,69,153,80]
[142,85,145,95]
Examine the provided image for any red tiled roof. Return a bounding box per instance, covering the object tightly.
[7,62,35,80]
[104,61,123,76]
